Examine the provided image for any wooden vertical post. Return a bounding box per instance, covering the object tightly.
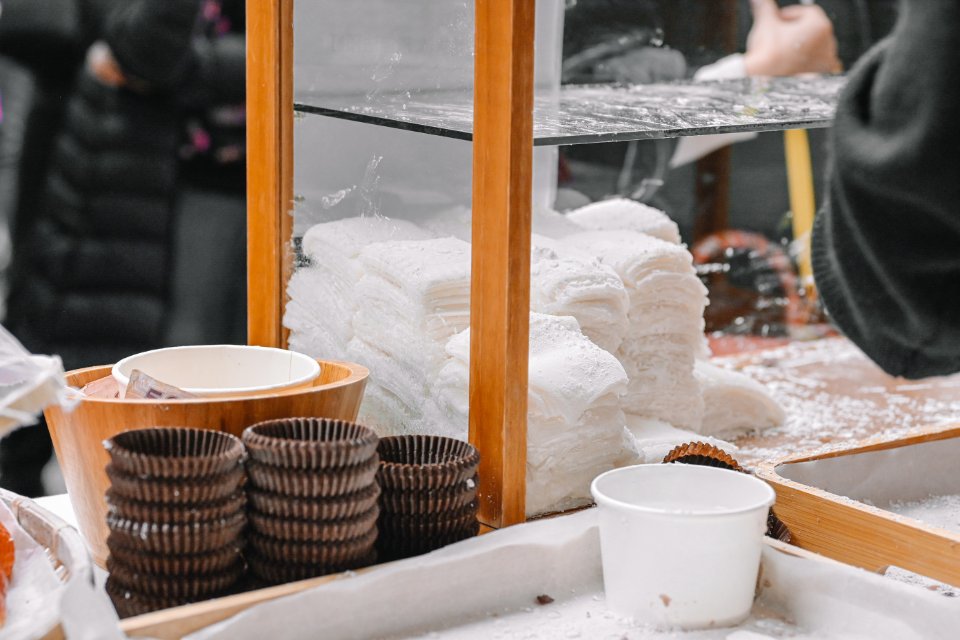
[469,0,536,528]
[247,0,294,348]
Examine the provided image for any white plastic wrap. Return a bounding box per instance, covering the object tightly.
[0,324,69,439]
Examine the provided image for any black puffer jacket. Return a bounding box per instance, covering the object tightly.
[6,0,246,370]
[10,71,181,366]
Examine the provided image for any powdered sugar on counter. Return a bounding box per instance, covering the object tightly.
[403,590,817,640]
[882,494,960,535]
[716,338,960,465]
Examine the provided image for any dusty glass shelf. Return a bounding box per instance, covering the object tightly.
[294,75,845,146]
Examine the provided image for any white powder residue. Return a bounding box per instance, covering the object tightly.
[884,566,960,599]
[401,590,823,640]
[719,339,960,465]
[883,494,960,535]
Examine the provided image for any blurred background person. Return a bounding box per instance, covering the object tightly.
[0,0,245,496]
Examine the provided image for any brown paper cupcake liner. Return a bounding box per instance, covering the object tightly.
[377,436,480,492]
[379,503,477,538]
[107,490,245,525]
[249,506,378,543]
[107,512,246,555]
[243,418,379,470]
[246,457,378,498]
[106,577,191,619]
[378,475,477,515]
[105,428,245,479]
[247,549,378,586]
[108,557,244,600]
[107,464,245,505]
[248,484,380,521]
[662,442,744,473]
[377,523,479,560]
[766,510,792,543]
[249,527,378,565]
[108,543,244,576]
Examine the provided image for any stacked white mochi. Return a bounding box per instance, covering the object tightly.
[436,313,630,515]
[546,198,709,431]
[286,217,432,359]
[349,236,473,435]
[285,199,783,516]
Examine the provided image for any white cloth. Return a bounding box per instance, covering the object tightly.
[693,360,786,438]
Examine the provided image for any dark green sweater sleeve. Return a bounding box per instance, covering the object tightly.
[812,0,960,379]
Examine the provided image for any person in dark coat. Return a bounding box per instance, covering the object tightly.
[0,0,246,496]
[812,1,960,379]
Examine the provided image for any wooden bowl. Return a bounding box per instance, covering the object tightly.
[45,359,368,567]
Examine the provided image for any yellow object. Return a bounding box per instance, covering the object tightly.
[784,129,817,295]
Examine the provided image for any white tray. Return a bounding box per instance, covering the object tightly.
[175,510,959,640]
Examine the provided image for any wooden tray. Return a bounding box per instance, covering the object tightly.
[756,423,960,586]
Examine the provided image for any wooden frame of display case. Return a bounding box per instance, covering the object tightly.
[246,0,535,528]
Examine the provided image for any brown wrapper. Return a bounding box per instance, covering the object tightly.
[106,464,245,505]
[246,457,378,498]
[377,436,480,492]
[377,522,480,560]
[107,558,244,600]
[243,418,379,470]
[378,475,477,515]
[661,441,744,473]
[378,502,477,538]
[249,527,378,565]
[106,577,190,619]
[106,490,245,525]
[246,549,378,586]
[248,506,378,543]
[107,543,244,576]
[105,428,245,479]
[106,512,245,555]
[766,510,792,543]
[248,484,380,521]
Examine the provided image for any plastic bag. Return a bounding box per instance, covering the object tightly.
[0,324,69,439]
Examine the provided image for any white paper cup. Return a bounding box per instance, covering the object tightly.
[591,464,775,630]
[112,345,321,398]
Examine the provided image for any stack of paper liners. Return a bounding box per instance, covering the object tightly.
[560,229,708,430]
[436,313,630,516]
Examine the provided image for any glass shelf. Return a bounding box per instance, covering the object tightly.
[295,75,845,146]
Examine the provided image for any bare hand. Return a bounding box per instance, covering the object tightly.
[744,0,842,76]
[86,41,127,87]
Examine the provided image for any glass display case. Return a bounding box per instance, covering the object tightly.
[246,0,846,529]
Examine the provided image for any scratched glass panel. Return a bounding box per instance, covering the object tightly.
[288,1,566,447]
[295,75,845,146]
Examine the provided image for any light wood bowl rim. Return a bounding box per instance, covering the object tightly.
[64,359,369,406]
